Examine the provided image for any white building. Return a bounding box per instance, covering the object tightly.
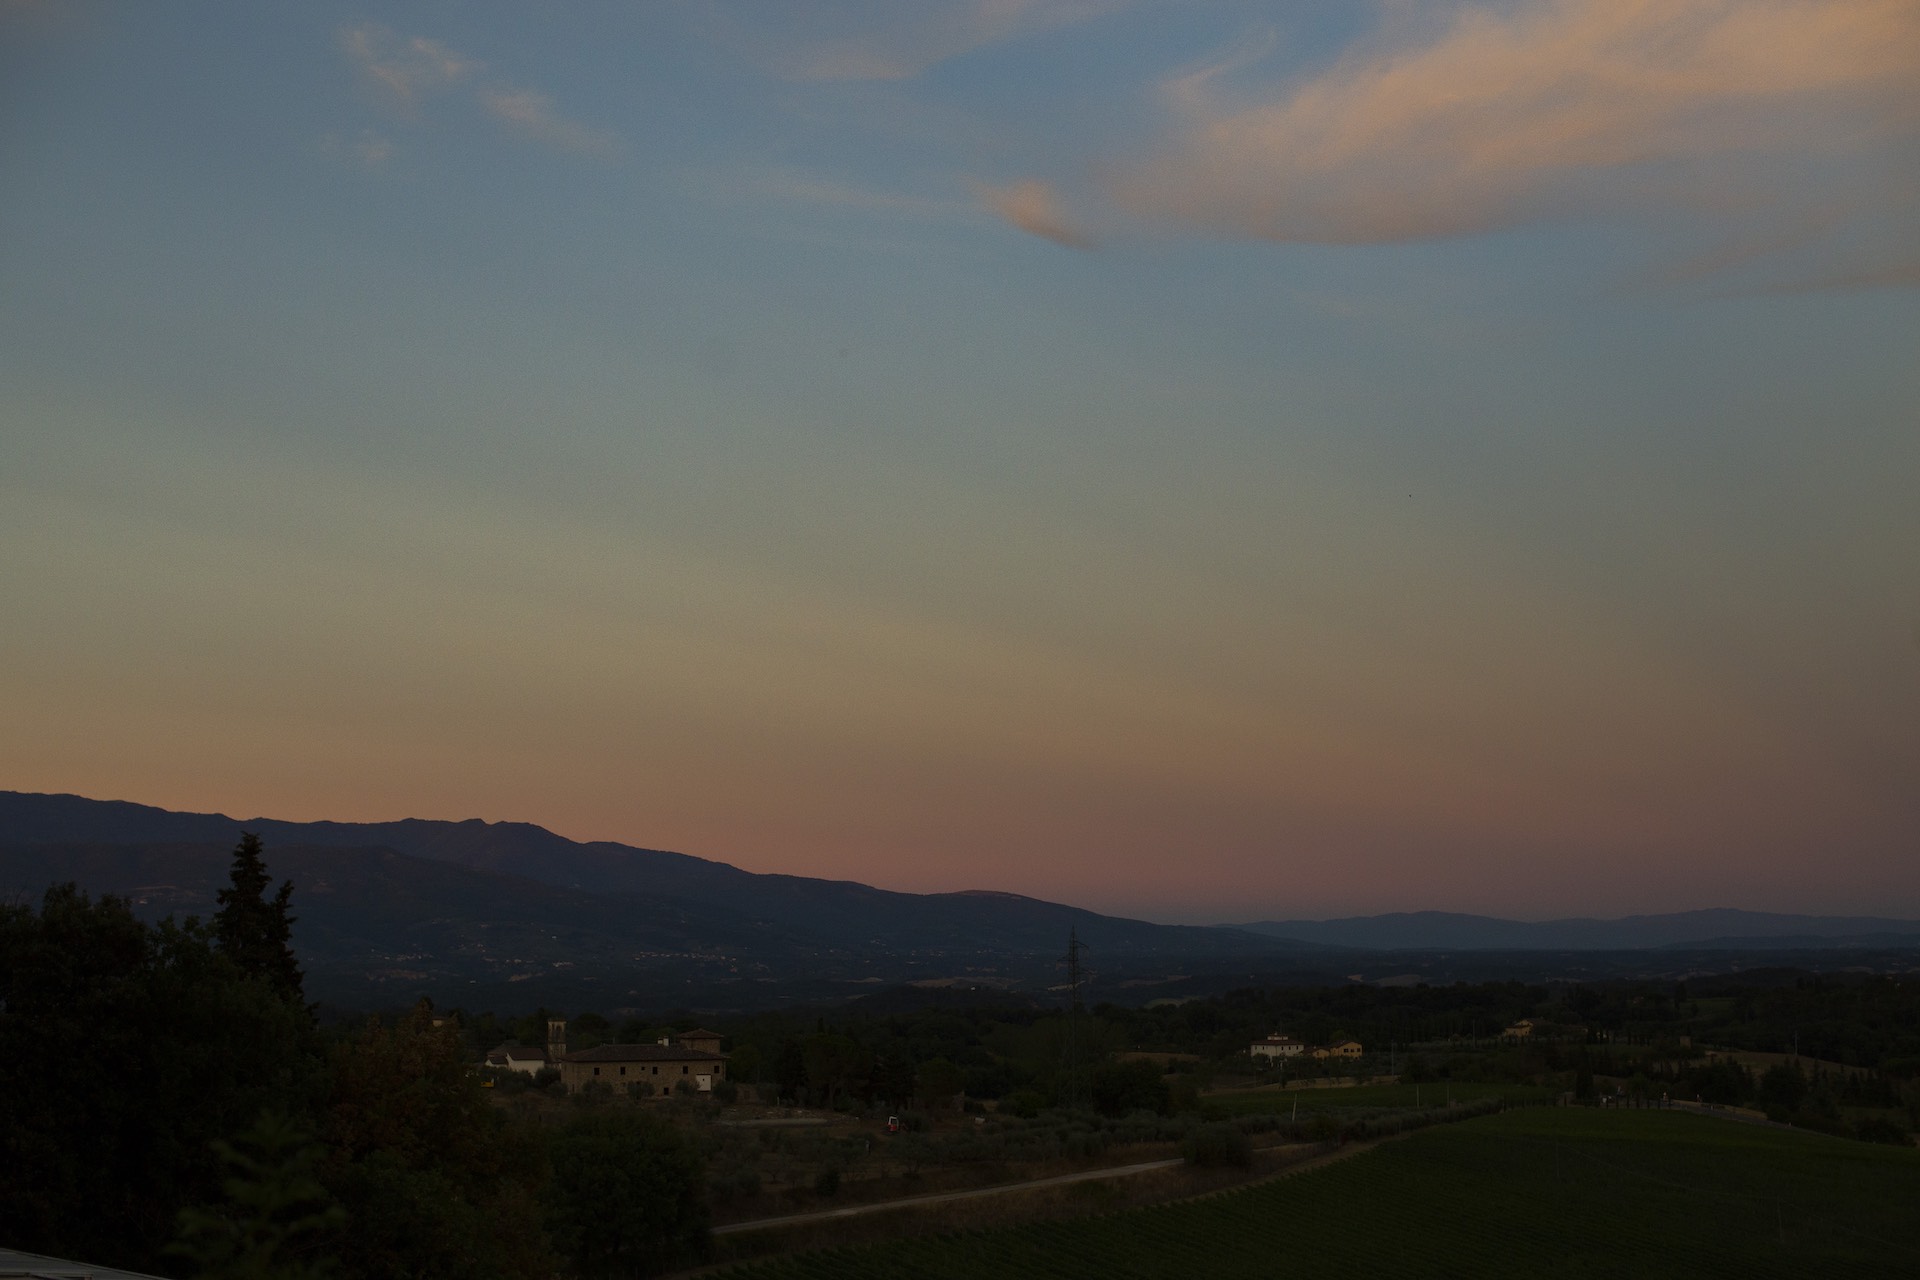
[1251,1034,1305,1060]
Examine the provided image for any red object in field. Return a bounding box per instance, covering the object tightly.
[885,1116,901,1133]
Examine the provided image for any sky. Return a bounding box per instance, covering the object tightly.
[2,0,1917,924]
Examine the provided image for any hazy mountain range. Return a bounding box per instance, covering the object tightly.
[1229,910,1920,951]
[0,791,1292,1007]
[5,791,1917,1011]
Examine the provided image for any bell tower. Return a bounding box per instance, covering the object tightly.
[547,1018,567,1061]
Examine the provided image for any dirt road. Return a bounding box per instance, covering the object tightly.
[712,1157,1187,1235]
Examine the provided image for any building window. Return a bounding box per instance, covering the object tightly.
[594,1067,601,1076]
[620,1067,627,1076]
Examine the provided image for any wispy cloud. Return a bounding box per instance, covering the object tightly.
[717,0,1125,82]
[337,25,619,161]
[480,88,622,160]
[1736,257,1920,296]
[710,169,967,218]
[977,179,1094,248]
[340,25,480,107]
[1071,0,1919,283]
[975,0,1920,282]
[319,128,396,170]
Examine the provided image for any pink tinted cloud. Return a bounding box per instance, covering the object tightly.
[978,179,1094,247]
[1112,0,1920,248]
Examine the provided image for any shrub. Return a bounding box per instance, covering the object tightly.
[708,1166,761,1206]
[1001,1089,1046,1119]
[1851,1117,1911,1146]
[1182,1123,1251,1168]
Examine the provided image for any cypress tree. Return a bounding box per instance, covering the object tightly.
[214,832,306,1006]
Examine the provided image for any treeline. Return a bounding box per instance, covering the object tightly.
[0,837,706,1279]
[488,969,1919,1119]
[1618,1055,1915,1143]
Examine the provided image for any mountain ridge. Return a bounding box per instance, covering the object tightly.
[0,791,1298,1007]
[1228,908,1920,951]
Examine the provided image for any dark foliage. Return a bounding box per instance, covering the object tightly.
[0,884,320,1270]
[322,1002,554,1280]
[1182,1122,1253,1167]
[166,1111,344,1280]
[214,832,306,1005]
[545,1109,709,1278]
[1090,1059,1172,1117]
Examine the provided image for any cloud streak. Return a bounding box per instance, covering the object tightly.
[963,0,1920,278]
[1108,0,1919,249]
[319,129,396,170]
[480,88,622,160]
[977,179,1094,248]
[339,25,619,161]
[340,26,480,107]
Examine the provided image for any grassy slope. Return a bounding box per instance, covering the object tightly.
[715,1108,1920,1279]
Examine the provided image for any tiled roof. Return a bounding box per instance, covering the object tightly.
[567,1043,726,1063]
[676,1027,724,1039]
[486,1041,549,1061]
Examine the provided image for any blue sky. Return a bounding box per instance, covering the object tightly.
[3,1,1917,921]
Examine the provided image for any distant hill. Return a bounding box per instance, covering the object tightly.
[1228,909,1920,951]
[0,791,1297,1007]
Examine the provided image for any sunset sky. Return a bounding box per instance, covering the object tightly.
[3,1,1917,923]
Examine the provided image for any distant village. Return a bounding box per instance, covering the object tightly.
[1247,1019,1590,1069]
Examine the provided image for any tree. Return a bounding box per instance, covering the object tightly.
[214,832,305,1005]
[1090,1059,1171,1117]
[544,1110,708,1278]
[913,1058,966,1111]
[0,885,321,1272]
[772,1038,807,1102]
[322,1002,553,1280]
[1758,1062,1810,1113]
[167,1111,345,1280]
[802,1033,871,1108]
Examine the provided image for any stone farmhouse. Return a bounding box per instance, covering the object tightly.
[1309,1038,1365,1060]
[485,1020,729,1094]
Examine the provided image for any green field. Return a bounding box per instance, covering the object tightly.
[1209,1080,1554,1115]
[715,1107,1920,1279]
